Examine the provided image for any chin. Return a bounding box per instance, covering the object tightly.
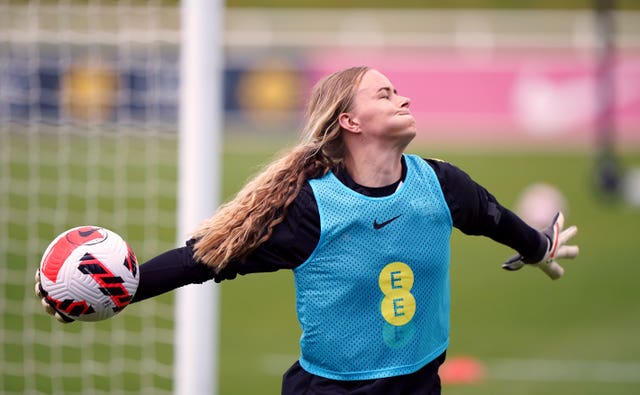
[398,130,416,147]
[405,126,417,140]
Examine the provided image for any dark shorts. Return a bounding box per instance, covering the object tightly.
[281,351,446,395]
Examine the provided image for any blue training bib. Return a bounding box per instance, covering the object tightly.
[295,154,453,380]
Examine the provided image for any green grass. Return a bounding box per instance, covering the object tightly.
[2,131,640,394]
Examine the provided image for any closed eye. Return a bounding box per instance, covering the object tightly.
[377,86,398,100]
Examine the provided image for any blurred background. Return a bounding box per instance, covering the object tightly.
[1,1,639,394]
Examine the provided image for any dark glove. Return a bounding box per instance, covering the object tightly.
[35,269,75,323]
[501,212,579,280]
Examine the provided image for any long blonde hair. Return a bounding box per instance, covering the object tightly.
[192,66,370,269]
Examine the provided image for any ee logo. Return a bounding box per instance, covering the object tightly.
[378,262,416,327]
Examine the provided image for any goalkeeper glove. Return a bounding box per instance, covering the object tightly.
[34,269,75,323]
[502,212,579,280]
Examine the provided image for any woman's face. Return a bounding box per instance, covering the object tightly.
[345,69,416,146]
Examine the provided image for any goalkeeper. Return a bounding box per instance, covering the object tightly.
[37,66,579,395]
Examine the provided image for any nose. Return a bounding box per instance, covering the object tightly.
[400,95,411,108]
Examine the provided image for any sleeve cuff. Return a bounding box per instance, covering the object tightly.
[521,231,550,263]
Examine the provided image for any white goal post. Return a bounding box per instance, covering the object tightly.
[174,0,223,394]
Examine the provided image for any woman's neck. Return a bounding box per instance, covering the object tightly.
[343,149,404,188]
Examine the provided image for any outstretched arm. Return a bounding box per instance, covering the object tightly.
[427,159,546,258]
[426,159,579,277]
[34,183,321,322]
[34,240,217,323]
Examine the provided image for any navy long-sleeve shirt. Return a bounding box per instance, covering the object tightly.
[133,157,546,302]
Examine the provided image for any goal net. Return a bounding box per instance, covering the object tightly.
[0,2,180,394]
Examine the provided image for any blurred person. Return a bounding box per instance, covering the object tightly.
[36,66,579,395]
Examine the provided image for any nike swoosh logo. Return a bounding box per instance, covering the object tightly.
[78,229,98,237]
[373,215,402,230]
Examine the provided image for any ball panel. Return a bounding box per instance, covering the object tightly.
[40,231,76,283]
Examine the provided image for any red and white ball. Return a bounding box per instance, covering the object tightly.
[39,226,139,322]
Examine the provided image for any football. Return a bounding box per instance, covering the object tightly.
[39,226,139,322]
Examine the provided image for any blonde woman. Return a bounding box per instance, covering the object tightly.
[37,66,578,394]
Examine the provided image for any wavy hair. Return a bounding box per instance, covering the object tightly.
[192,66,370,269]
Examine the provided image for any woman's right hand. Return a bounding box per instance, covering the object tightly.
[35,269,75,323]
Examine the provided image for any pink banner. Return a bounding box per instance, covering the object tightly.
[306,49,640,147]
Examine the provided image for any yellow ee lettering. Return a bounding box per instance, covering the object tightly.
[379,262,416,327]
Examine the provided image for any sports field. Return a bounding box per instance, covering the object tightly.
[2,132,639,394]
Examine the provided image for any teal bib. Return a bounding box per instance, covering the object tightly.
[295,154,453,380]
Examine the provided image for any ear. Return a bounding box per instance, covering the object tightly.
[338,112,360,134]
